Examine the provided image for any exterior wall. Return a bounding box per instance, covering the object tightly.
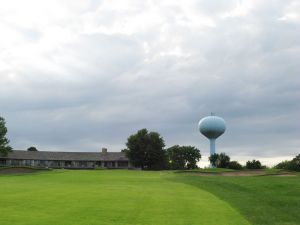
[0,159,129,169]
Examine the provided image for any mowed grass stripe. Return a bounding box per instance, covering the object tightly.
[0,170,250,225]
[169,172,300,225]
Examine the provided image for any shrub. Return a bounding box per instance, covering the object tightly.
[227,161,243,170]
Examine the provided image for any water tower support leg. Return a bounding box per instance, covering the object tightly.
[210,139,216,156]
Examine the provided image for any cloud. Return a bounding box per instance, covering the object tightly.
[0,0,299,166]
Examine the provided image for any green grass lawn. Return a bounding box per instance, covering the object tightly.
[0,170,299,225]
[169,171,300,225]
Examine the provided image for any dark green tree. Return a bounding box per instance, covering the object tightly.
[209,152,230,168]
[276,154,300,171]
[182,146,201,169]
[246,160,262,169]
[167,145,201,170]
[290,154,300,171]
[27,146,38,151]
[125,129,166,170]
[0,117,12,156]
[227,161,243,170]
[275,160,292,170]
[167,145,185,169]
[208,153,219,167]
[218,152,230,168]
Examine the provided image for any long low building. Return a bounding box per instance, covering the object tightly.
[0,149,130,169]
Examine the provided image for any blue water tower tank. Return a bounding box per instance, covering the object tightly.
[198,114,226,156]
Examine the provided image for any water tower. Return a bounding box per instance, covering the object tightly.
[198,113,226,157]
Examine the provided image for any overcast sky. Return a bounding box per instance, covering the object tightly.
[0,0,299,166]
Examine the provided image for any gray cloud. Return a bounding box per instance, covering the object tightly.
[0,0,299,166]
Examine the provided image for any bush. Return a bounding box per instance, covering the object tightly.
[275,154,300,172]
[227,161,243,170]
[246,160,263,169]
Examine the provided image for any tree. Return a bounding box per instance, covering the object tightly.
[183,146,201,169]
[290,154,300,171]
[208,153,219,167]
[0,117,12,156]
[227,161,243,170]
[167,145,201,170]
[275,154,300,172]
[125,129,166,170]
[209,152,230,168]
[218,152,230,168]
[275,160,292,170]
[27,146,38,151]
[167,145,185,169]
[246,160,262,169]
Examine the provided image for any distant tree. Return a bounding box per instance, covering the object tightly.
[209,153,219,167]
[167,145,201,170]
[167,145,185,169]
[276,155,300,172]
[246,160,263,169]
[27,146,38,151]
[125,129,166,170]
[0,117,12,156]
[121,148,129,154]
[218,153,230,168]
[183,146,201,169]
[209,153,230,168]
[275,160,292,170]
[290,154,300,171]
[227,161,243,170]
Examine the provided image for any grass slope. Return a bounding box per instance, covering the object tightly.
[0,170,249,225]
[170,172,300,225]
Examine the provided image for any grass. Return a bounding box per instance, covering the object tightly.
[0,170,299,225]
[169,172,300,225]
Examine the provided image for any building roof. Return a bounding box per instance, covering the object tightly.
[1,150,128,161]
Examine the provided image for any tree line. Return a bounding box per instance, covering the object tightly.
[208,153,266,170]
[1,117,299,171]
[122,128,201,170]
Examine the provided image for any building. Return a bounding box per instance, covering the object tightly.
[0,148,130,169]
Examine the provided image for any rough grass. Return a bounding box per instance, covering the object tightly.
[169,171,300,225]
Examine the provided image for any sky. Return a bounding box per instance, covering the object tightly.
[0,0,299,167]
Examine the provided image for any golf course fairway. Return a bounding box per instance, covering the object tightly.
[0,170,249,225]
[1,169,299,225]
